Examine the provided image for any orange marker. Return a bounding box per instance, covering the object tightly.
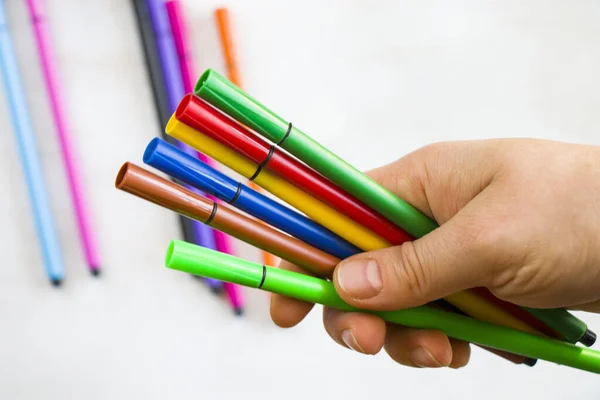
[214,6,279,266]
[214,7,241,87]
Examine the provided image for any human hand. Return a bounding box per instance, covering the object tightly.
[270,139,600,368]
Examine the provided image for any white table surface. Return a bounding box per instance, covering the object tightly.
[1,0,600,398]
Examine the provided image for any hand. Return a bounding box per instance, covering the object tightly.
[270,139,600,368]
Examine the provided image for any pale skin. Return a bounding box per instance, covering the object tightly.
[270,138,600,368]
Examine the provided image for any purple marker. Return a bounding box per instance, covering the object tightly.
[145,0,222,293]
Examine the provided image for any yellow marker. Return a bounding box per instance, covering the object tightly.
[167,116,390,251]
[167,115,546,337]
[446,292,543,336]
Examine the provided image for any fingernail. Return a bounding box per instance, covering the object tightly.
[341,330,365,353]
[337,259,382,299]
[409,347,444,368]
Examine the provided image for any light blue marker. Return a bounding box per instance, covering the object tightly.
[0,0,64,285]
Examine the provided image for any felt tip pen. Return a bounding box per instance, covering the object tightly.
[214,7,241,88]
[146,0,228,297]
[130,0,203,257]
[212,6,279,267]
[166,117,551,335]
[120,158,546,338]
[0,0,65,285]
[25,0,101,275]
[176,94,413,245]
[165,240,600,374]
[115,163,537,366]
[193,67,595,345]
[166,117,391,252]
[143,137,361,259]
[130,0,223,294]
[193,68,437,238]
[164,0,243,312]
[523,307,596,347]
[471,288,562,340]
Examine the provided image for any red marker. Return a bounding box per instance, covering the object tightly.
[176,94,413,245]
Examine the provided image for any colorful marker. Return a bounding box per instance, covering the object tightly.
[471,288,561,340]
[194,68,436,238]
[115,162,338,274]
[165,240,600,374]
[192,67,596,345]
[167,117,391,252]
[25,0,100,275]
[174,94,566,340]
[130,0,222,293]
[143,137,361,259]
[213,6,279,267]
[115,162,546,365]
[167,117,559,335]
[0,0,64,285]
[145,0,228,297]
[523,307,596,346]
[176,94,413,245]
[165,0,244,313]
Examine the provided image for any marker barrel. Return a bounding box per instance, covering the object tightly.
[166,241,600,374]
[192,68,593,345]
[143,138,361,259]
[141,0,223,292]
[115,162,339,274]
[166,118,392,252]
[176,94,413,245]
[523,307,593,345]
[26,0,100,273]
[0,2,64,284]
[193,68,437,238]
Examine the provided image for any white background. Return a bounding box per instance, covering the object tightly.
[1,0,600,398]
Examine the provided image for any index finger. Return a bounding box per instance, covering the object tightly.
[270,260,318,328]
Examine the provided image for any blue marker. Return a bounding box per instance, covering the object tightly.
[143,138,362,259]
[0,0,64,285]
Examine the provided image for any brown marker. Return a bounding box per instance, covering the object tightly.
[115,163,338,275]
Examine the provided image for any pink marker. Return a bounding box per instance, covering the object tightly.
[25,0,101,275]
[166,0,244,314]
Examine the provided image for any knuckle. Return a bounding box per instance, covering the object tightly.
[462,216,525,287]
[461,216,511,259]
[388,242,431,302]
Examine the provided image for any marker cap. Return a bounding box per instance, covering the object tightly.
[194,68,287,143]
[143,137,239,201]
[166,240,263,288]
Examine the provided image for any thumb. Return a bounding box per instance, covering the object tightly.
[332,196,498,310]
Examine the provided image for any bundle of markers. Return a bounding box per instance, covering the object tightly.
[115,67,600,373]
[130,0,284,314]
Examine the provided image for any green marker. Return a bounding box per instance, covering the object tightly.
[165,240,600,374]
[194,69,437,238]
[194,68,594,347]
[523,307,595,346]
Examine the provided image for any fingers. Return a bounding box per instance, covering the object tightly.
[322,308,386,355]
[569,299,600,313]
[448,339,471,368]
[383,325,453,368]
[321,309,471,368]
[383,325,470,368]
[270,260,315,328]
[332,191,501,310]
